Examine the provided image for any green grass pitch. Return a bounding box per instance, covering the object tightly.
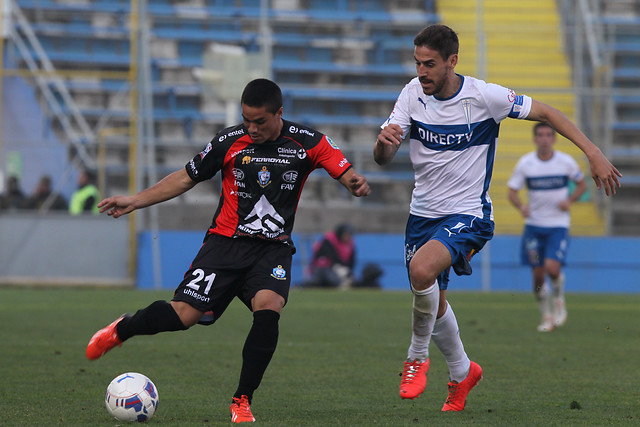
[0,287,638,426]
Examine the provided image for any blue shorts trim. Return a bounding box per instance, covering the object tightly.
[520,225,569,267]
[404,214,494,290]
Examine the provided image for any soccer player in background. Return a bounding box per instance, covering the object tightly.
[508,122,587,332]
[86,78,370,423]
[374,24,620,412]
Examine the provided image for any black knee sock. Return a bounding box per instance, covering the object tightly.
[116,300,188,341]
[233,310,280,403]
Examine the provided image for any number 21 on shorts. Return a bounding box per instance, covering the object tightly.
[186,268,216,295]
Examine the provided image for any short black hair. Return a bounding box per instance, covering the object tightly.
[241,78,283,114]
[533,122,554,136]
[414,24,459,61]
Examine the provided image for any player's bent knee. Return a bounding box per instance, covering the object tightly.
[408,265,438,291]
[170,300,204,328]
[252,290,285,313]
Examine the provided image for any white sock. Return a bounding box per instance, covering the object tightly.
[537,281,552,317]
[550,273,565,299]
[407,282,439,362]
[432,303,470,383]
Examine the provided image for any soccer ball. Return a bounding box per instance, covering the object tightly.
[105,372,159,422]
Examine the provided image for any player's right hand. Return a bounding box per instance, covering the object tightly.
[376,124,404,148]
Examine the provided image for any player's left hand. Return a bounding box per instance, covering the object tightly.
[588,150,622,196]
[348,173,371,197]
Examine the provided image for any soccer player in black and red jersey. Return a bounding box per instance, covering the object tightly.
[86,78,370,423]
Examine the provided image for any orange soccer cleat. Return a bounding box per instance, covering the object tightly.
[399,358,430,400]
[442,360,483,411]
[86,316,125,360]
[230,395,255,423]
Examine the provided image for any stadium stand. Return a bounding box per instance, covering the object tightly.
[599,1,640,234]
[4,0,638,234]
[8,0,437,232]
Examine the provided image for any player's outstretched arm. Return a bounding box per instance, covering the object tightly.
[99,168,197,218]
[374,124,404,165]
[526,100,622,196]
[338,168,371,197]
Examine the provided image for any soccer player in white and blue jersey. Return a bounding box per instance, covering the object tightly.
[508,122,587,332]
[374,24,621,412]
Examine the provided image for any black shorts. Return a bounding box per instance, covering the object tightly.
[172,234,293,324]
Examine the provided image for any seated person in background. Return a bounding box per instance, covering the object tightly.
[0,175,28,211]
[27,175,68,211]
[352,262,384,289]
[304,223,356,288]
[69,169,100,215]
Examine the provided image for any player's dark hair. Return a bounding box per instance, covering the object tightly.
[241,78,283,114]
[533,122,555,136]
[414,24,459,61]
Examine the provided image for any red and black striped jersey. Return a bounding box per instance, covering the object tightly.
[185,119,352,249]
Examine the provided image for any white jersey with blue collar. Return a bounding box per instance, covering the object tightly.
[382,75,532,220]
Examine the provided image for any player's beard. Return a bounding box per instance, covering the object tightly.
[420,77,445,97]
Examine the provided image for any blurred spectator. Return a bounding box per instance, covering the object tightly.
[303,223,356,288]
[0,175,28,211]
[27,175,68,211]
[69,169,100,215]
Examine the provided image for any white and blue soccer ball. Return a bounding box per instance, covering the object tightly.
[105,372,159,422]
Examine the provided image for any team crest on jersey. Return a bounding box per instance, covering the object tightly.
[258,166,271,187]
[271,265,287,280]
[461,98,472,131]
[326,136,339,149]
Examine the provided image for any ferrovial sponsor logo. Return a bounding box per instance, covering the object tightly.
[270,265,287,280]
[242,156,252,164]
[232,168,245,180]
[189,159,198,176]
[230,189,252,199]
[251,157,291,164]
[199,143,212,159]
[183,288,210,303]
[338,157,349,167]
[282,170,298,183]
[297,148,307,159]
